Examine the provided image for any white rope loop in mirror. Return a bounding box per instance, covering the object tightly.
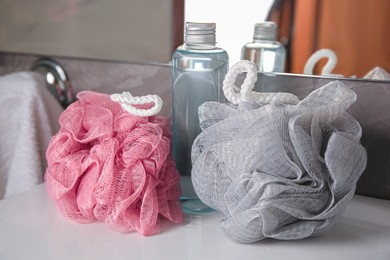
[223,60,300,105]
[303,49,344,77]
[110,92,163,117]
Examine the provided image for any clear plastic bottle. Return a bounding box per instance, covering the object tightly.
[241,22,286,72]
[172,22,228,212]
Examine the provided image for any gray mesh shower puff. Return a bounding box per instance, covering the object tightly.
[191,81,367,243]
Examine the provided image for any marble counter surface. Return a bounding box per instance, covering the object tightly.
[0,184,389,260]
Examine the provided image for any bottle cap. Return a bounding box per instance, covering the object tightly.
[253,22,277,41]
[185,22,216,46]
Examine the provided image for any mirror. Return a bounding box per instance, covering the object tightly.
[0,0,184,64]
[0,0,389,80]
[267,0,390,79]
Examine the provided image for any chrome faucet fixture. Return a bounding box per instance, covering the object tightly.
[31,57,75,108]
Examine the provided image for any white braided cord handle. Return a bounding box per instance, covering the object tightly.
[223,60,300,105]
[110,92,163,117]
[303,49,344,77]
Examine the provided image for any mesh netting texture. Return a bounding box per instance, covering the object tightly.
[45,91,183,236]
[191,81,367,243]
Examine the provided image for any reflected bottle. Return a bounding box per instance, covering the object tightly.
[241,22,286,72]
[172,22,228,213]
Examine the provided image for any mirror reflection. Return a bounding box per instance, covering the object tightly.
[0,0,183,64]
[0,0,389,79]
[267,0,390,78]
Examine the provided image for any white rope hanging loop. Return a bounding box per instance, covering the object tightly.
[110,92,163,117]
[223,60,300,105]
[303,49,344,77]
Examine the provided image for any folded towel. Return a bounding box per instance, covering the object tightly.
[0,71,63,199]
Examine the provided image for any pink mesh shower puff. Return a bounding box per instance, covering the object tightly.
[45,91,183,236]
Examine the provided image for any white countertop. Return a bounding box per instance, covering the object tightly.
[0,184,389,260]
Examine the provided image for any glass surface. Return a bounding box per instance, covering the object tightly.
[172,45,228,212]
[2,185,390,260]
[172,46,228,177]
[241,40,286,72]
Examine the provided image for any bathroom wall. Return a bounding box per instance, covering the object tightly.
[2,52,390,200]
[0,52,173,116]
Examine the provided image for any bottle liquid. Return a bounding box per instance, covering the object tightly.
[172,22,229,213]
[241,22,286,72]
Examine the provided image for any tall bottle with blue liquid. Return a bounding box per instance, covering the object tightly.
[172,22,228,212]
[241,22,286,72]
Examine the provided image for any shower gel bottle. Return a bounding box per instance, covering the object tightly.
[172,22,228,213]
